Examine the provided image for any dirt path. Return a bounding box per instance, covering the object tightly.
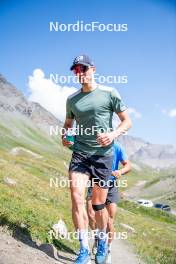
[0,227,75,264]
[123,180,147,200]
[111,237,144,264]
[0,227,144,264]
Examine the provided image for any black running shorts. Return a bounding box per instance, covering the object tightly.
[69,151,113,189]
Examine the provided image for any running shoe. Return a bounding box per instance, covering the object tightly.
[74,247,91,264]
[95,239,108,264]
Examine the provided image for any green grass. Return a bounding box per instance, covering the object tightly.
[0,148,77,250]
[119,200,176,225]
[116,200,176,264]
[0,117,77,251]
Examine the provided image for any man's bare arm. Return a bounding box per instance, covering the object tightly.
[113,110,132,138]
[97,110,132,146]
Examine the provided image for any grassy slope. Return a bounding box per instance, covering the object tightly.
[117,166,176,263]
[0,114,77,251]
[0,113,176,263]
[117,201,176,264]
[120,161,176,211]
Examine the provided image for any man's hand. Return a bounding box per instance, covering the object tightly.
[62,136,74,148]
[111,170,122,179]
[61,118,74,148]
[96,132,116,146]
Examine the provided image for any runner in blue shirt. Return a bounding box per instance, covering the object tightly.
[87,142,131,264]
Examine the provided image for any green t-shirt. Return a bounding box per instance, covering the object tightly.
[66,85,126,156]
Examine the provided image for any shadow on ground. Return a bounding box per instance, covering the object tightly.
[0,215,76,263]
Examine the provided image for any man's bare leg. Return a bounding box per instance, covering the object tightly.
[87,197,100,254]
[106,203,117,249]
[92,184,108,238]
[87,198,97,230]
[69,171,90,249]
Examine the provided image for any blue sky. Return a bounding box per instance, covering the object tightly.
[0,0,176,144]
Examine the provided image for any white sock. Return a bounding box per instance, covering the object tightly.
[78,229,89,250]
[108,242,112,252]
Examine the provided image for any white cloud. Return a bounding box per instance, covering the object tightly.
[128,107,142,119]
[28,69,77,121]
[168,108,176,118]
[161,108,176,118]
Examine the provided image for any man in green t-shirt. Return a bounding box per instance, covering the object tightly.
[62,55,132,264]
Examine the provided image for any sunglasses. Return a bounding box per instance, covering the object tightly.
[73,65,89,75]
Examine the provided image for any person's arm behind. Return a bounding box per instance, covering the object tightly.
[112,159,131,179]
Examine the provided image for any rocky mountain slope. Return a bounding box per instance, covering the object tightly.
[0,74,62,133]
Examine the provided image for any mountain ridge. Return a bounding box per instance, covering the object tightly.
[0,74,62,133]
